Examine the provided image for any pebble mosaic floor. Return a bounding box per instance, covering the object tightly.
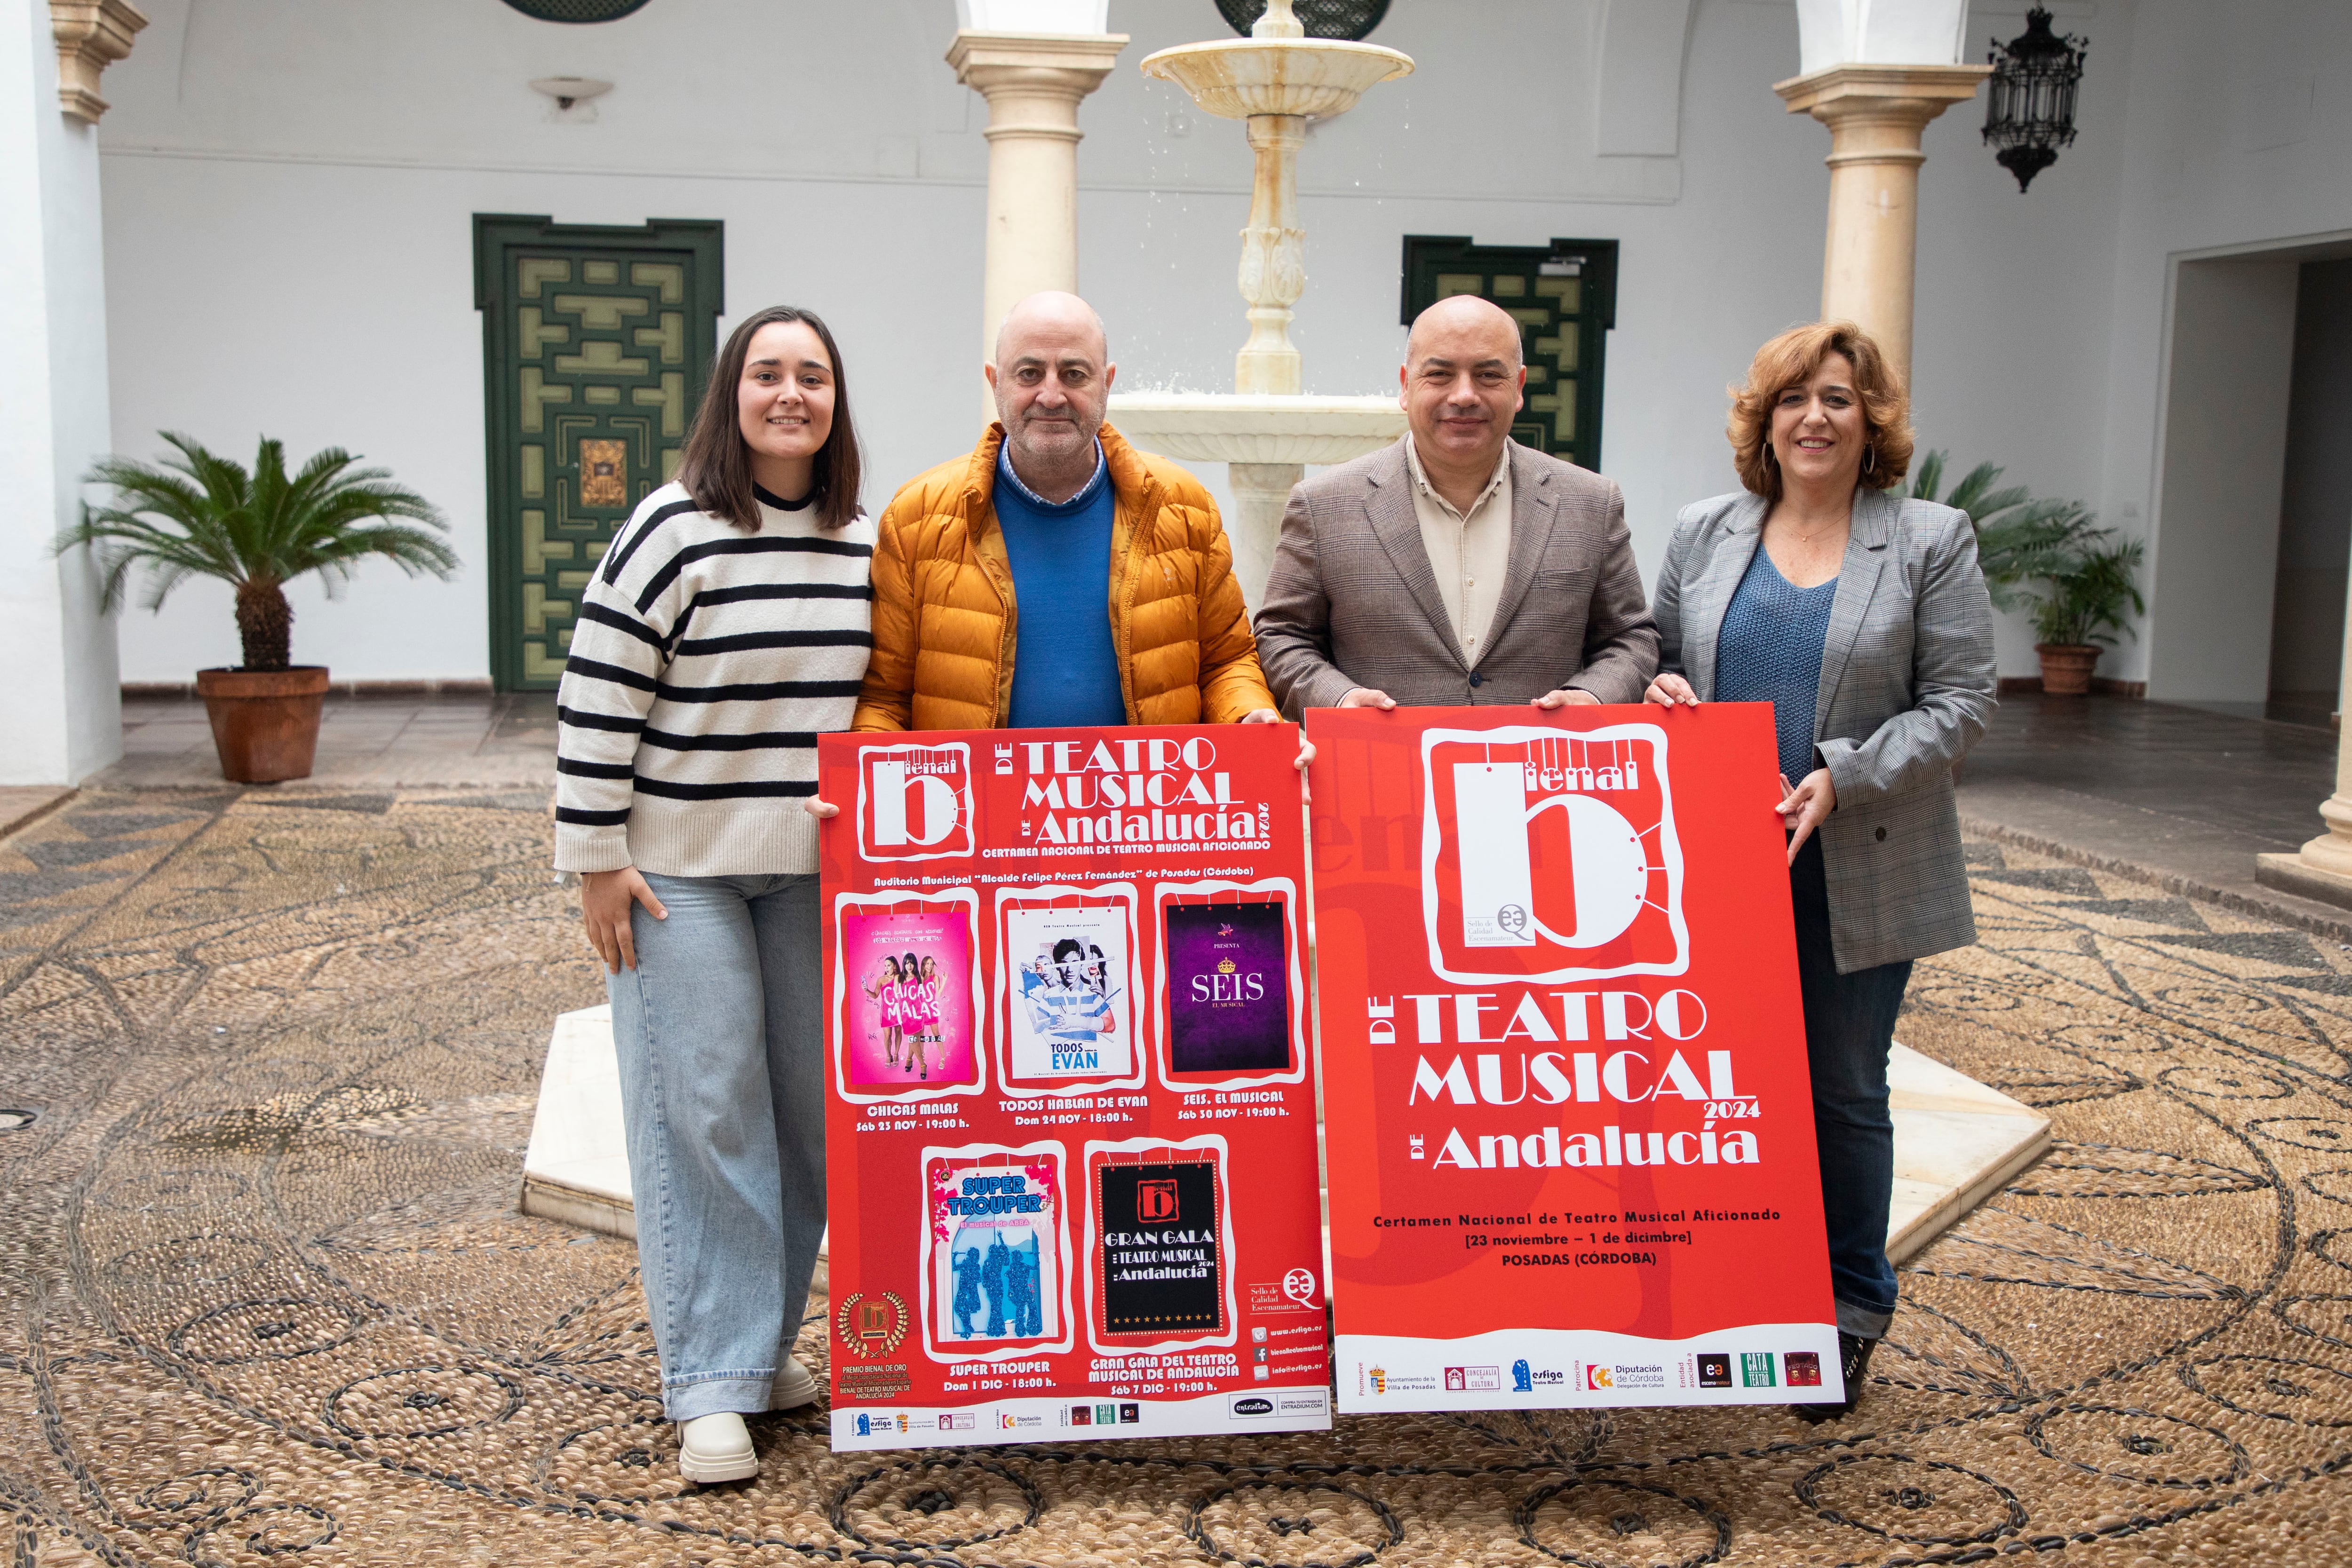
[4,788,2352,1566]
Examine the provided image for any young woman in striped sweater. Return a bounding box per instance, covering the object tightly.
[553,305,874,1485]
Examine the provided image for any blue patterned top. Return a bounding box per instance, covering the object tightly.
[1714,545,1839,785]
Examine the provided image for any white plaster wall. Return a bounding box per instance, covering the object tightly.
[2,0,122,781]
[95,0,2137,683]
[2090,0,2352,690]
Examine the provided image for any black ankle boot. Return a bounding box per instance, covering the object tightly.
[1793,1332,1877,1423]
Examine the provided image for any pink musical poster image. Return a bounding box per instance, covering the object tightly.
[843,910,977,1090]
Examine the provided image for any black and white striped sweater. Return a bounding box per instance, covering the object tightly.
[552,481,876,876]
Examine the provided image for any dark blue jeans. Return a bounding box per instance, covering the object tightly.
[1790,833,1911,1340]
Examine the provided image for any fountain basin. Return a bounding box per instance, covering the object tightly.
[1109,392,1406,609]
[1107,391,1403,465]
[1139,36,1411,120]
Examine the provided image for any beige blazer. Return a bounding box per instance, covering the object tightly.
[1253,438,1658,715]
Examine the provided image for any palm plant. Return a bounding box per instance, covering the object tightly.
[2027,538,2146,649]
[60,432,457,671]
[1908,451,2103,613]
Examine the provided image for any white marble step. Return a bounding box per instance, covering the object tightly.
[1883,1042,2052,1263]
[520,1008,2049,1281]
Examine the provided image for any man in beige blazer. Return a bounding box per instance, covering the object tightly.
[1254,295,1657,715]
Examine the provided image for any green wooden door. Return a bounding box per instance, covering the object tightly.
[1400,235,1618,472]
[474,214,723,690]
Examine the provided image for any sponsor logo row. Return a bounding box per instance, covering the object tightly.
[1365,1350,1823,1396]
[848,1389,1329,1440]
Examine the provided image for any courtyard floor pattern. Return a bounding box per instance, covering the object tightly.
[3,790,2351,1566]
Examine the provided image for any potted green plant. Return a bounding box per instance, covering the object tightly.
[2022,536,2146,695]
[1909,451,2104,613]
[61,433,457,783]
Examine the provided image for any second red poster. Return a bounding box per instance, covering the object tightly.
[1304,703,1841,1412]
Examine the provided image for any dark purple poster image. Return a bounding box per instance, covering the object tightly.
[1164,901,1290,1074]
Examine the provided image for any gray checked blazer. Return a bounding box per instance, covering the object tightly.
[1253,438,1658,715]
[1654,486,1997,974]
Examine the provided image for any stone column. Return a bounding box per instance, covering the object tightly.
[0,0,135,785]
[2259,574,2352,907]
[1773,63,1988,384]
[947,29,1126,415]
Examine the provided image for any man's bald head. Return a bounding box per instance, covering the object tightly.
[986,290,1117,499]
[994,290,1108,368]
[1405,293,1523,373]
[1398,293,1527,486]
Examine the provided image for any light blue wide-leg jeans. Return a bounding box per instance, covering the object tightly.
[605,872,826,1422]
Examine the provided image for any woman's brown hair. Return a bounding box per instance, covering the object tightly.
[677,305,863,531]
[1726,320,1914,501]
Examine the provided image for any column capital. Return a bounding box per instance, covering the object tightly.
[948,29,1128,97]
[50,0,148,124]
[1772,62,1991,128]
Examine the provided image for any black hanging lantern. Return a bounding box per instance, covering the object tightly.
[1982,5,2087,192]
[1216,0,1389,41]
[500,0,652,21]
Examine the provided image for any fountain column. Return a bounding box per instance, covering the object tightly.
[1225,110,1310,601]
[947,28,1127,412]
[1236,113,1307,397]
[1110,0,1412,609]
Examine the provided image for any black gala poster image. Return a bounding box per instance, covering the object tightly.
[1163,901,1289,1074]
[1097,1161,1224,1335]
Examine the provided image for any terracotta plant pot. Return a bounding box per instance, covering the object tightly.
[2034,642,2101,697]
[196,665,330,782]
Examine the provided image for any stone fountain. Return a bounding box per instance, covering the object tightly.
[1107,0,1413,608]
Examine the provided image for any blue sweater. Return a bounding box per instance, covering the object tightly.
[994,443,1126,729]
[1714,546,1839,786]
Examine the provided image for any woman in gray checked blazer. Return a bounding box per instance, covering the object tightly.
[1646,321,1996,1422]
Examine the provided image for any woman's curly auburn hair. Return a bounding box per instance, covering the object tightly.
[1727,320,1914,501]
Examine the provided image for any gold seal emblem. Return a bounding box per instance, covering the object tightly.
[834,1291,910,1358]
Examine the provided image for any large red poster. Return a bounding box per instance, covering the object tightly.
[819,725,1331,1450]
[1303,704,1840,1410]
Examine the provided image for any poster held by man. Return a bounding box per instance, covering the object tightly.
[1305,702,1842,1411]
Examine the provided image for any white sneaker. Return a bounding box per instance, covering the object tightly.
[676,1412,757,1484]
[769,1357,820,1410]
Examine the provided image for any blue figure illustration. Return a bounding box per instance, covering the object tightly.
[982,1234,1011,1336]
[951,1245,984,1337]
[1004,1240,1040,1337]
[856,1413,872,1437]
[1019,1248,1042,1337]
[1512,1359,1533,1393]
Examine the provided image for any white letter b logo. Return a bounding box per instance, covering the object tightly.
[872,761,956,846]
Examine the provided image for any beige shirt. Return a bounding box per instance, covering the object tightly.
[1404,436,1513,666]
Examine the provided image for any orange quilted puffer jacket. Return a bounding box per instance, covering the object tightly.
[850,423,1275,732]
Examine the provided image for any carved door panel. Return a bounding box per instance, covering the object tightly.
[475,215,723,690]
[1400,236,1617,472]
